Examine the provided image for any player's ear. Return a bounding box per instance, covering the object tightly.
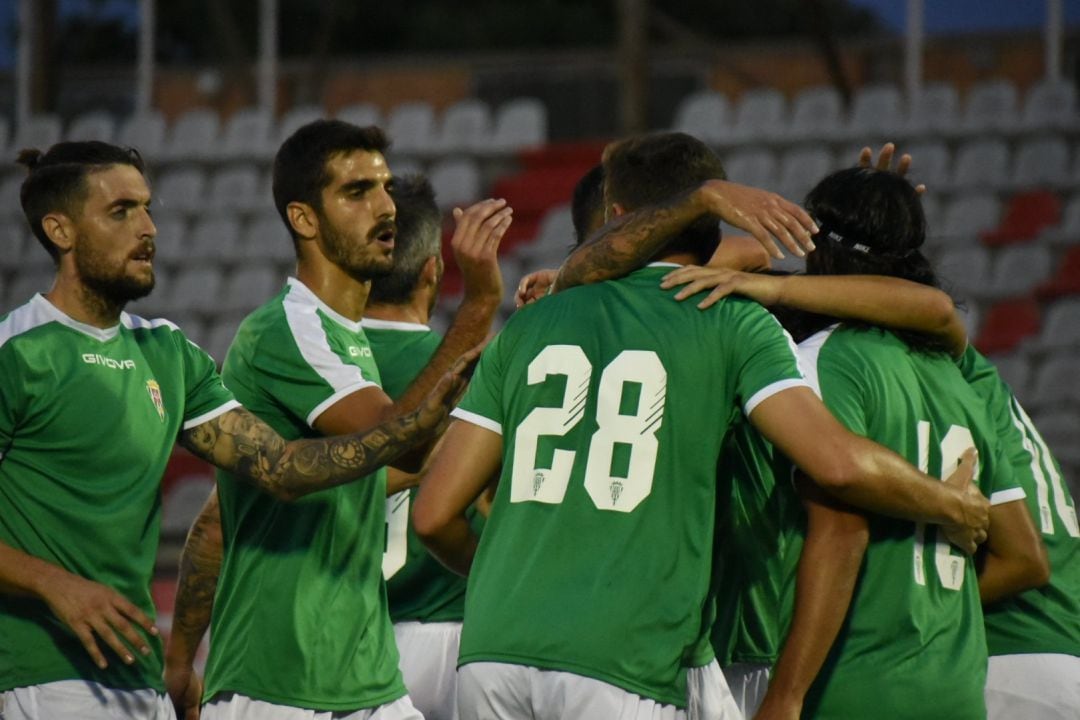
[609,202,627,219]
[287,201,319,241]
[420,255,440,288]
[41,213,75,255]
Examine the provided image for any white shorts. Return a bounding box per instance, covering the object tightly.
[457,661,687,720]
[985,653,1080,720]
[394,621,461,720]
[201,692,423,720]
[686,660,744,720]
[0,679,175,720]
[720,663,770,720]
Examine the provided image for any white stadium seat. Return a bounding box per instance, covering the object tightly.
[730,88,787,143]
[672,91,731,145]
[67,111,115,143]
[435,99,493,153]
[490,98,547,152]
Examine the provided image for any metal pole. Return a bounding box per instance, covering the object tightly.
[1046,0,1063,80]
[135,0,156,114]
[258,0,278,114]
[16,0,33,126]
[904,0,924,102]
[617,0,648,135]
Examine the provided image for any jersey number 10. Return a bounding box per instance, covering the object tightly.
[912,421,974,591]
[510,345,667,513]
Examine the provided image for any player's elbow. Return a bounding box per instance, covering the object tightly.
[804,453,864,498]
[411,492,448,544]
[1025,543,1052,589]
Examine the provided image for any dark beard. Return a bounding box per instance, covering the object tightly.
[75,246,155,308]
[322,218,394,282]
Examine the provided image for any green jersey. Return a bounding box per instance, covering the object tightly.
[204,279,405,711]
[958,346,1080,658]
[711,420,796,667]
[0,295,237,693]
[363,319,473,624]
[452,264,807,707]
[797,326,1023,720]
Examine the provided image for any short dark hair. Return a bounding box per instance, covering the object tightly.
[798,166,950,354]
[571,164,605,246]
[369,174,442,305]
[602,132,726,263]
[272,120,390,242]
[18,141,146,262]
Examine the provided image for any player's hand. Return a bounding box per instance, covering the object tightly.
[941,448,989,555]
[695,179,818,260]
[165,663,203,720]
[415,344,484,432]
[661,265,783,309]
[515,268,558,308]
[39,569,158,669]
[857,142,926,195]
[451,199,512,304]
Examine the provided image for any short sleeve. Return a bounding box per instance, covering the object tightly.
[179,335,240,430]
[797,330,869,436]
[0,349,23,452]
[726,304,808,416]
[451,331,507,435]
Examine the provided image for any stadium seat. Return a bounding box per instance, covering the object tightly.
[985,245,1052,299]
[490,166,582,218]
[786,85,843,141]
[435,99,493,153]
[117,112,167,157]
[0,173,22,219]
[428,157,481,212]
[219,107,274,159]
[66,111,115,143]
[950,138,1010,191]
[162,477,214,535]
[920,194,944,239]
[276,104,325,145]
[776,146,835,202]
[189,215,243,263]
[490,98,547,152]
[937,247,992,299]
[207,164,265,212]
[5,268,55,310]
[336,102,383,129]
[1036,246,1080,299]
[986,353,1031,399]
[1033,298,1080,350]
[0,115,9,156]
[1030,409,1080,465]
[12,114,62,153]
[154,166,206,214]
[845,83,904,139]
[163,108,220,161]
[975,297,1041,354]
[165,267,224,315]
[672,90,731,145]
[219,263,281,314]
[149,214,189,268]
[1040,193,1080,247]
[386,101,436,154]
[519,203,574,266]
[1020,78,1078,132]
[905,82,960,137]
[241,212,295,264]
[730,88,787,143]
[0,228,28,271]
[204,318,242,365]
[981,190,1062,246]
[1009,136,1070,190]
[722,148,778,192]
[903,141,951,192]
[937,193,1001,246]
[960,79,1018,134]
[1027,356,1078,412]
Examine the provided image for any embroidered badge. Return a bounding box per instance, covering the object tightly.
[146,379,165,422]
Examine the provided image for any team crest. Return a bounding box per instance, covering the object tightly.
[146,379,165,422]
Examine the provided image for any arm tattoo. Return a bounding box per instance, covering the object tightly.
[554,188,701,291]
[179,408,430,501]
[169,493,223,664]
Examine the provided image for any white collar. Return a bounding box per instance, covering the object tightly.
[285,278,364,332]
[32,294,121,341]
[360,317,431,332]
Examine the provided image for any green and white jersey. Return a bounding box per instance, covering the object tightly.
[796,325,1023,720]
[204,279,405,711]
[711,419,797,667]
[958,346,1080,658]
[363,319,474,624]
[0,294,237,693]
[451,264,807,708]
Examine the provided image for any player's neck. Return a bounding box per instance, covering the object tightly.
[45,271,125,328]
[364,298,428,326]
[296,261,371,323]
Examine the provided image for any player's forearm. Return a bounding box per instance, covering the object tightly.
[774,275,966,356]
[165,495,223,669]
[0,540,71,600]
[554,186,707,292]
[979,552,1050,605]
[415,513,480,576]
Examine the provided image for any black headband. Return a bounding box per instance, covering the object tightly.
[814,219,919,260]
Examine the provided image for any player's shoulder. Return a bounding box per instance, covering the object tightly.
[0,296,51,351]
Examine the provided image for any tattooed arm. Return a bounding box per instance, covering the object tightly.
[164,490,222,720]
[553,179,816,293]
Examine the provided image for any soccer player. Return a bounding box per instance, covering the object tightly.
[0,142,468,720]
[364,174,477,720]
[163,121,508,720]
[413,133,989,720]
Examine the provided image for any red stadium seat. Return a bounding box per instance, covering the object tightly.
[974,297,1041,355]
[1036,246,1080,299]
[981,190,1062,246]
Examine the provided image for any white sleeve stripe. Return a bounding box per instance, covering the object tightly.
[305,380,379,427]
[744,379,811,416]
[450,408,503,435]
[990,487,1027,506]
[182,400,242,431]
[283,301,370,394]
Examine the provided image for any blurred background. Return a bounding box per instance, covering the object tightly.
[0,0,1078,656]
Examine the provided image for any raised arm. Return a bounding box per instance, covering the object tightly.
[553,180,817,292]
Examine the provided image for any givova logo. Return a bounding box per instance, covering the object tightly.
[82,353,135,370]
[347,346,373,358]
